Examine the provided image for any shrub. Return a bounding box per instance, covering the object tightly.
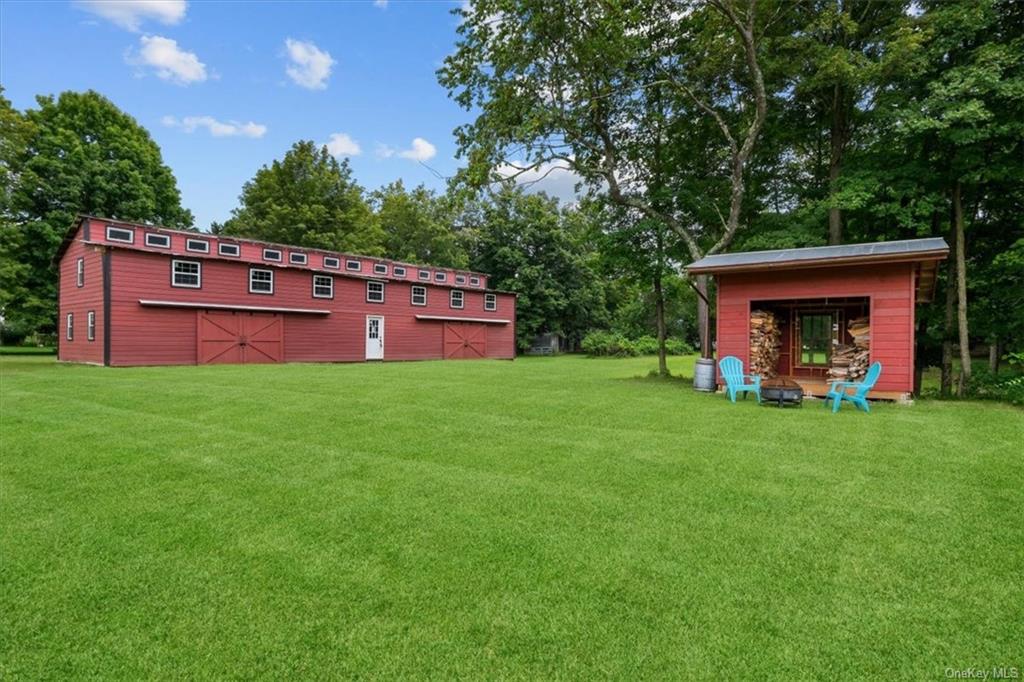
[963,368,1024,407]
[582,332,694,358]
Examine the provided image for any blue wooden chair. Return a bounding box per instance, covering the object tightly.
[825,361,882,413]
[719,356,761,404]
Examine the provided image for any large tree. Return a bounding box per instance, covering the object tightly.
[0,90,192,339]
[218,141,384,255]
[439,0,774,357]
[464,187,606,350]
[372,181,468,268]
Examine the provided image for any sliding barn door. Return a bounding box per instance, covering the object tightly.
[197,311,283,364]
[443,322,487,359]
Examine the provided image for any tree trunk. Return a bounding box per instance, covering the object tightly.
[940,205,956,397]
[989,340,1000,373]
[953,181,971,396]
[654,273,668,377]
[828,85,845,246]
[695,274,711,359]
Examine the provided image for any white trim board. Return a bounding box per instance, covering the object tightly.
[138,299,330,315]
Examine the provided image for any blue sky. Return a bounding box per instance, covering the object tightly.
[0,0,489,229]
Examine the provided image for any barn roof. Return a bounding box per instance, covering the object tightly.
[686,237,949,302]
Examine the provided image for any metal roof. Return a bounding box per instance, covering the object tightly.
[686,238,949,274]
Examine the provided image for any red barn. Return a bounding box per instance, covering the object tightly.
[687,238,949,399]
[55,216,516,366]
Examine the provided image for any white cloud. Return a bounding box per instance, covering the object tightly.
[163,115,267,138]
[130,35,207,85]
[325,133,362,157]
[375,143,396,159]
[398,137,437,162]
[284,38,335,90]
[75,0,186,31]
[495,159,585,204]
[373,0,388,7]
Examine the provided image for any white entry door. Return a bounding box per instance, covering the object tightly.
[365,315,384,360]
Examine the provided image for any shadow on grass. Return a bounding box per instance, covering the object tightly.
[620,370,695,386]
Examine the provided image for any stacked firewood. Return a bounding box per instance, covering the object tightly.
[828,316,870,381]
[749,310,781,378]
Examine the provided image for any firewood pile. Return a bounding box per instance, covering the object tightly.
[828,316,870,382]
[749,310,781,378]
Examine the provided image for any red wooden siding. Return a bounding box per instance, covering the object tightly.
[716,263,915,393]
[100,246,514,366]
[57,226,105,365]
[197,311,283,364]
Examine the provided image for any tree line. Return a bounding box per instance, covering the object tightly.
[2,0,1021,400]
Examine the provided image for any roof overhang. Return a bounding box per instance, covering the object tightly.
[138,300,330,315]
[414,314,510,324]
[686,238,949,303]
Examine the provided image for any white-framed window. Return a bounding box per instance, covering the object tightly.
[418,270,430,281]
[186,238,210,253]
[470,276,481,287]
[87,310,96,341]
[290,252,307,265]
[76,257,84,287]
[346,259,361,271]
[393,266,406,277]
[250,268,274,294]
[218,242,240,257]
[263,248,282,262]
[366,280,385,303]
[171,259,201,288]
[411,285,427,306]
[435,272,447,283]
[146,233,171,249]
[105,226,134,243]
[373,263,388,275]
[455,274,467,285]
[484,293,497,311]
[450,290,464,309]
[324,256,340,269]
[66,313,73,341]
[312,274,333,298]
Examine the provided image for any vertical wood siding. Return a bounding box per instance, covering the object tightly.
[716,263,916,393]
[57,227,105,364]
[104,249,514,366]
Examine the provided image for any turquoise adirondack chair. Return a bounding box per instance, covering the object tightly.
[825,361,882,413]
[719,356,761,403]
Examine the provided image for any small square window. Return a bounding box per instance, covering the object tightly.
[263,249,282,262]
[455,274,467,285]
[87,311,96,341]
[290,252,307,265]
[186,238,210,253]
[218,242,240,257]
[146,233,171,249]
[76,258,84,287]
[393,266,406,277]
[411,285,427,306]
[418,270,430,281]
[470,276,481,287]
[373,263,388,275]
[105,226,134,243]
[484,293,497,311]
[313,274,333,298]
[171,259,201,288]
[435,272,447,283]
[450,290,464,309]
[250,268,274,294]
[366,280,385,303]
[66,313,73,341]
[324,256,340,269]
[346,259,361,271]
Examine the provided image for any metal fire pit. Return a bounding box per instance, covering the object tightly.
[761,377,804,407]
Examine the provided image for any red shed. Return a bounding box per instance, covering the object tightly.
[55,216,516,366]
[687,238,949,400]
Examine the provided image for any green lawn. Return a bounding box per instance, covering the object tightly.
[2,355,1021,678]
